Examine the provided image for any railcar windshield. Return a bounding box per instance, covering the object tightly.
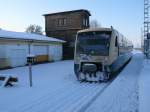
[76,31,111,56]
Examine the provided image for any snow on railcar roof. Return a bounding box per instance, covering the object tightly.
[78,28,112,33]
[0,30,65,43]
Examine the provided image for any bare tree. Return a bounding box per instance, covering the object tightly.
[90,20,101,28]
[26,24,43,35]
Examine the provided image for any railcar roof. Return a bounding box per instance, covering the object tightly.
[78,28,112,33]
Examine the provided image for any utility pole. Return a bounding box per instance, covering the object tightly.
[144,0,149,37]
[144,0,150,58]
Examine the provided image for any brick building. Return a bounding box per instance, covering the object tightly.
[43,9,91,59]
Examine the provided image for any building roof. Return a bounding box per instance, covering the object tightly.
[43,9,91,16]
[0,30,65,43]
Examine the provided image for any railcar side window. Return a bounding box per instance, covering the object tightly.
[115,36,118,47]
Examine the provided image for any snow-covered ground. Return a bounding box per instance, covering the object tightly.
[139,59,150,112]
[0,61,109,112]
[0,51,149,112]
[85,52,143,112]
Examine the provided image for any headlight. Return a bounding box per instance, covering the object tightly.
[104,57,108,62]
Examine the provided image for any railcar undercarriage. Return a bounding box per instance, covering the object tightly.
[75,63,110,82]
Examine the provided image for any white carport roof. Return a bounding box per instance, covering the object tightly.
[0,30,65,43]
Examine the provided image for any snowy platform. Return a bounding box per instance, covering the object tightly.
[139,59,150,112]
[0,52,147,112]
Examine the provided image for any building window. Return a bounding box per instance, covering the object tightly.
[82,18,88,27]
[58,19,62,26]
[63,18,67,26]
[57,18,67,27]
[85,18,88,26]
[83,18,86,26]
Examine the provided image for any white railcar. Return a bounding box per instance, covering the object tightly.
[74,27,133,82]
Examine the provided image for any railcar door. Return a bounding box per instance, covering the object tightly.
[110,35,119,63]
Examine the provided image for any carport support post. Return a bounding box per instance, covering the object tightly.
[29,62,32,87]
[28,42,33,87]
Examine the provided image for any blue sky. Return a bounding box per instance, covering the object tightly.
[0,0,143,46]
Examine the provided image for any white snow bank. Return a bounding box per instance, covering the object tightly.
[139,59,150,112]
[85,53,144,112]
